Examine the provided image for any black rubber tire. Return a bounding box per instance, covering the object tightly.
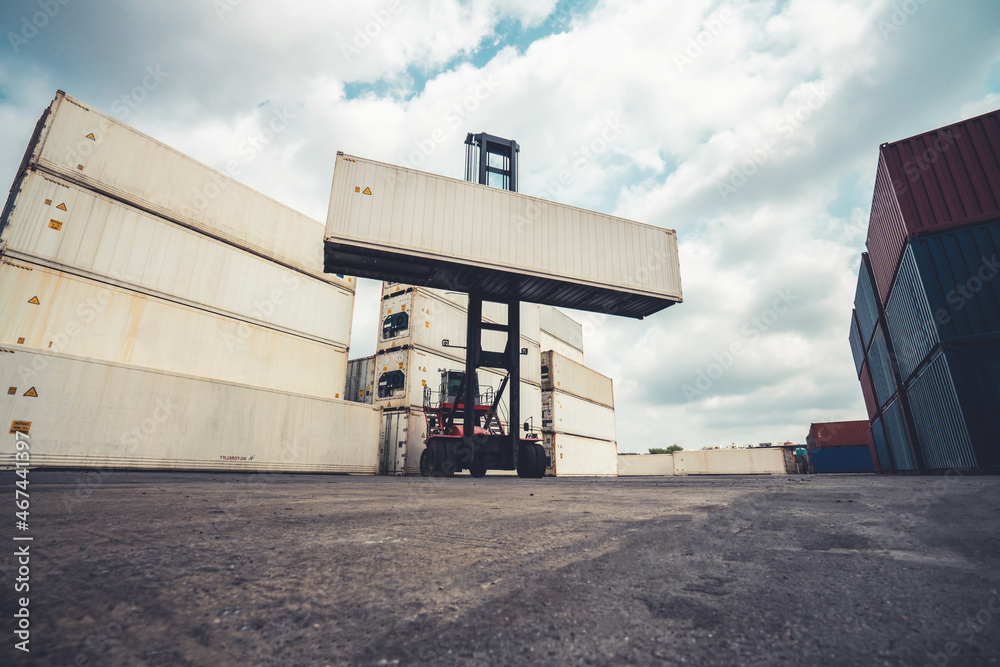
[434,440,455,477]
[516,443,537,478]
[469,461,488,478]
[419,448,433,477]
[533,442,547,478]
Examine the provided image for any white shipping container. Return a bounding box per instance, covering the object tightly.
[539,305,584,351]
[0,259,348,399]
[22,92,347,289]
[541,350,614,408]
[373,347,542,429]
[326,153,682,318]
[378,289,541,385]
[617,454,676,476]
[346,356,376,404]
[1,170,355,346]
[545,433,618,477]
[0,349,379,473]
[673,449,786,475]
[378,408,411,475]
[540,331,584,364]
[542,390,616,442]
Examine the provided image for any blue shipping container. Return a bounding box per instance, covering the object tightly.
[868,326,897,407]
[905,349,977,471]
[944,340,1000,471]
[886,245,939,380]
[810,445,875,473]
[848,309,865,377]
[855,254,880,350]
[870,418,894,472]
[883,397,918,471]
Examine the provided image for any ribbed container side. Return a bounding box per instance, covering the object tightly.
[546,433,618,477]
[867,153,909,304]
[540,332,585,364]
[377,289,542,385]
[854,255,880,347]
[868,326,897,407]
[24,92,349,290]
[859,363,879,420]
[810,446,875,473]
[865,427,881,473]
[539,305,584,350]
[0,349,379,473]
[542,390,616,442]
[848,309,865,377]
[672,449,786,475]
[346,356,376,404]
[1,170,355,346]
[325,153,682,318]
[882,397,918,471]
[540,350,614,408]
[905,349,976,470]
[870,418,894,472]
[885,244,940,380]
[806,421,870,448]
[944,341,1000,471]
[617,454,675,476]
[909,219,1000,341]
[881,108,1000,236]
[0,259,348,399]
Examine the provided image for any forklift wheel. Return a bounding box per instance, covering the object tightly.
[533,442,547,478]
[419,448,433,477]
[516,443,537,478]
[469,461,488,478]
[433,440,455,477]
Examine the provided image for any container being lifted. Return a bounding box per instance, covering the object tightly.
[325,133,683,478]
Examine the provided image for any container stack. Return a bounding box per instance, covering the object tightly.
[0,91,379,473]
[346,355,376,404]
[372,282,543,475]
[848,107,1000,473]
[540,350,618,476]
[539,305,585,363]
[805,421,876,473]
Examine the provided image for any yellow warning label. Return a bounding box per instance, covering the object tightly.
[17,337,24,344]
[424,321,430,328]
[7,387,15,395]
[9,421,30,435]
[360,390,365,397]
[362,187,372,195]
[44,199,51,205]
[335,393,340,399]
[398,362,404,369]
[24,387,37,397]
[86,133,96,141]
[400,305,406,311]
[56,202,67,211]
[355,186,360,193]
[48,219,63,231]
[27,297,39,305]
[421,380,427,386]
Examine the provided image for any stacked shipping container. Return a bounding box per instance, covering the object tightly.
[849,107,1000,473]
[805,421,875,473]
[0,91,379,472]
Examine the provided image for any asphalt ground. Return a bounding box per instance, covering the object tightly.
[1,471,999,666]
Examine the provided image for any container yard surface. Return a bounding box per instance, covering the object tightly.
[3,473,999,666]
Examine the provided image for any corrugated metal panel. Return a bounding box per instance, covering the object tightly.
[854,255,880,347]
[324,153,682,319]
[616,454,675,476]
[541,390,616,441]
[859,364,879,420]
[905,349,976,470]
[909,219,1000,341]
[539,305,584,351]
[672,449,786,475]
[546,433,618,476]
[540,350,614,408]
[0,259,347,399]
[540,332,585,364]
[0,348,379,472]
[807,420,870,448]
[346,356,376,404]
[885,245,940,380]
[881,109,1000,236]
[882,397,918,471]
[16,92,348,290]
[944,341,1000,471]
[868,326,897,407]
[376,289,541,385]
[1,170,355,346]
[870,418,894,472]
[866,153,909,304]
[848,309,865,377]
[865,427,881,473]
[810,446,875,473]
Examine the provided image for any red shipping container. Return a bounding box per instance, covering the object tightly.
[807,421,870,448]
[866,108,1000,303]
[859,363,879,421]
[866,427,881,473]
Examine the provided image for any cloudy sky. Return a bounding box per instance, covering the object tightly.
[2,0,998,451]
